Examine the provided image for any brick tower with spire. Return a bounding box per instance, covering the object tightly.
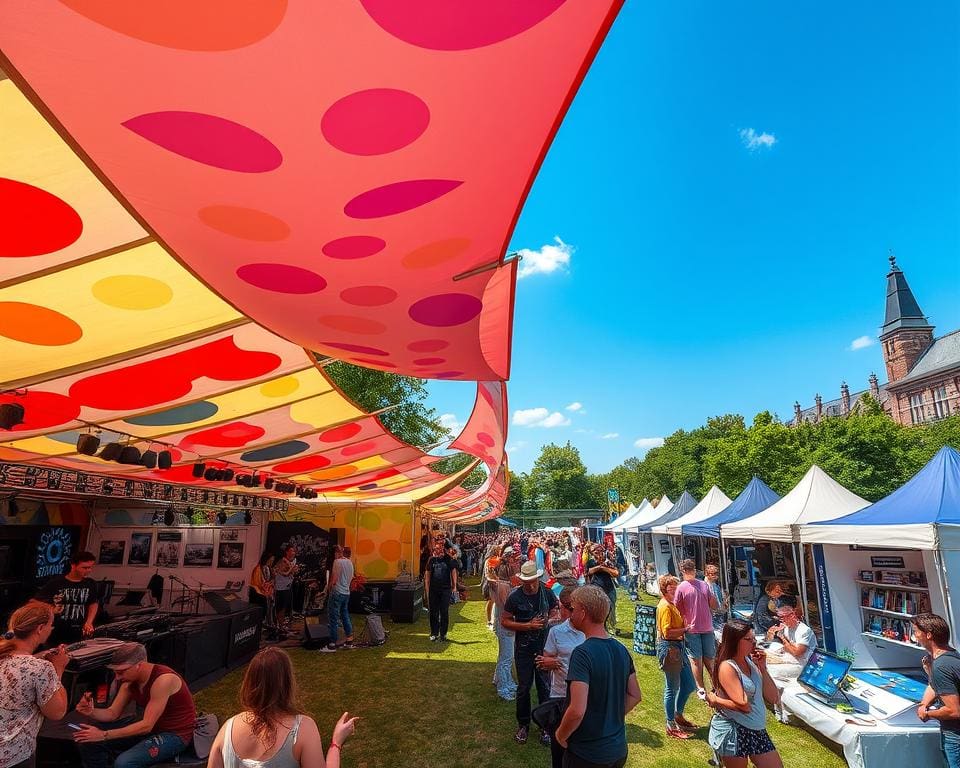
[880,252,935,384]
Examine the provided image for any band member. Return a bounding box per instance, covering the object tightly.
[273,546,298,628]
[34,550,99,645]
[249,552,277,633]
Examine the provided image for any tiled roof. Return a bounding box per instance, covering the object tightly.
[890,329,960,388]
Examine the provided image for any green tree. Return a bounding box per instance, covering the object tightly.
[526,442,595,510]
[505,469,525,511]
[430,453,487,491]
[323,360,448,449]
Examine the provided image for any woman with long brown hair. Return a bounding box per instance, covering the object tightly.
[206,647,357,768]
[705,619,783,767]
[0,603,69,768]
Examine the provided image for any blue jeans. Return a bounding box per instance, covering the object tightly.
[328,591,353,644]
[77,720,187,768]
[493,607,517,698]
[943,730,960,768]
[658,640,696,723]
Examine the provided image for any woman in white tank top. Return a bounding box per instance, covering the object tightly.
[207,648,357,768]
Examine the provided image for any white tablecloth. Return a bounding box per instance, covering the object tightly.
[782,685,941,768]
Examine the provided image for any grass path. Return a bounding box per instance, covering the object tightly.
[196,587,846,767]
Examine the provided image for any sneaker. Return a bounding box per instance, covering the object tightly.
[340,641,355,650]
[539,730,551,747]
[429,635,438,642]
[318,644,337,653]
[674,714,698,732]
[515,725,528,744]
[439,635,448,642]
[666,726,692,740]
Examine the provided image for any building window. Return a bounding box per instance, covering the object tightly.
[933,386,950,420]
[909,393,926,424]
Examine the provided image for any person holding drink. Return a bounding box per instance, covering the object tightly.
[501,560,559,746]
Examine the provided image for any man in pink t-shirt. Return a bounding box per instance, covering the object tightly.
[674,559,719,692]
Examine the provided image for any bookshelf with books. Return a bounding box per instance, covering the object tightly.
[857,569,930,648]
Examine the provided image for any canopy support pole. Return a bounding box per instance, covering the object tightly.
[795,540,810,626]
[718,533,732,621]
[934,543,957,642]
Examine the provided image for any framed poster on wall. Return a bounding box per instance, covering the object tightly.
[155,531,181,568]
[128,532,153,566]
[183,543,214,567]
[217,542,244,569]
[98,540,125,565]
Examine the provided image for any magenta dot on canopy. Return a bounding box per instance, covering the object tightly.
[354,358,398,368]
[407,339,449,352]
[344,179,462,219]
[321,341,390,357]
[340,285,398,307]
[122,111,282,172]
[322,89,430,155]
[477,432,495,447]
[408,293,482,327]
[237,263,326,293]
[360,0,565,51]
[322,235,386,260]
[413,357,445,366]
[434,371,464,379]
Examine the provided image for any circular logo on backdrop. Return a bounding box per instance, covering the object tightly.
[36,527,74,578]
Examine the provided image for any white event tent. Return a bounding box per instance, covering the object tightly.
[720,465,869,543]
[663,485,732,537]
[603,499,650,531]
[632,495,672,530]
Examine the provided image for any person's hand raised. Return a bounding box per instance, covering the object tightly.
[332,712,359,748]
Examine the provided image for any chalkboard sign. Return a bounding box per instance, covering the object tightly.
[633,604,656,656]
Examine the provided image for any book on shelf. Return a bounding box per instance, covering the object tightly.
[859,587,930,616]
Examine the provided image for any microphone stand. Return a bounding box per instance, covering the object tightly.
[168,574,205,615]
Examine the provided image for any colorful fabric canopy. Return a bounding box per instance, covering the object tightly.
[0,1,622,380]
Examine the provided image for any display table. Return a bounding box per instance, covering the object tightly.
[782,682,940,768]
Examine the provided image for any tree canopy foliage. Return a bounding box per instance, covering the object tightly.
[507,405,960,511]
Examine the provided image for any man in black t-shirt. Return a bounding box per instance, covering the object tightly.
[913,613,960,767]
[424,540,459,642]
[34,550,99,644]
[502,559,559,746]
[585,544,619,634]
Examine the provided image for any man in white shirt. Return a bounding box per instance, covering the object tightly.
[320,546,355,652]
[765,604,817,723]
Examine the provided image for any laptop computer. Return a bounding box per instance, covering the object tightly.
[797,648,861,711]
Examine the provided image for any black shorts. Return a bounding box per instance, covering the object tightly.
[275,589,292,611]
[732,724,776,758]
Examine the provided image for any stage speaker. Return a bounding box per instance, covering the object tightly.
[202,590,251,615]
[99,442,122,461]
[391,584,423,624]
[0,403,25,430]
[119,446,142,464]
[302,612,331,648]
[76,434,101,456]
[140,449,157,468]
[157,451,172,470]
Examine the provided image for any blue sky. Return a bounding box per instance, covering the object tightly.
[427,1,960,475]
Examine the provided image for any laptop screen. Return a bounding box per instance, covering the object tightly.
[798,649,852,699]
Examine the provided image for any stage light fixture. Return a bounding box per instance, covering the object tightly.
[163,508,175,526]
[157,451,172,470]
[99,442,122,461]
[119,446,142,465]
[204,468,219,482]
[192,463,206,478]
[76,433,101,456]
[222,469,235,482]
[141,449,158,469]
[263,477,274,490]
[236,474,251,487]
[250,472,261,487]
[0,403,25,430]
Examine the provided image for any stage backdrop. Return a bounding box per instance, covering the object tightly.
[282,502,416,579]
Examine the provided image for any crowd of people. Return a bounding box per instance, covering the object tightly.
[6,532,960,768]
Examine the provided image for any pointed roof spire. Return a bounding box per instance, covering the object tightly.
[882,252,932,337]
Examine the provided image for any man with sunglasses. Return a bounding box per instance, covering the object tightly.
[764,604,816,723]
[537,586,585,768]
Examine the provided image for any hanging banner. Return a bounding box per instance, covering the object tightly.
[812,544,837,653]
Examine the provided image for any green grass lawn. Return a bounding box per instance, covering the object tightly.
[196,585,846,767]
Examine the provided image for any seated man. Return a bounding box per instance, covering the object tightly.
[764,604,817,723]
[73,642,195,768]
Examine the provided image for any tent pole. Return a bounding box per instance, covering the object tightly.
[796,540,810,624]
[718,533,732,621]
[934,543,957,642]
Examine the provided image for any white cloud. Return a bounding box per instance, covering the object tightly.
[849,335,875,351]
[600,433,619,440]
[506,441,527,454]
[516,236,574,279]
[512,407,571,428]
[438,413,462,436]
[634,436,665,450]
[739,127,777,151]
[566,402,583,412]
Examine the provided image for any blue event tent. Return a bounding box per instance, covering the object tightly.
[683,476,781,539]
[801,445,960,550]
[639,490,698,531]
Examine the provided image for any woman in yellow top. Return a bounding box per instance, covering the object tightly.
[657,574,698,739]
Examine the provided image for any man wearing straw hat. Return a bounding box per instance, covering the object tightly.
[501,559,559,746]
